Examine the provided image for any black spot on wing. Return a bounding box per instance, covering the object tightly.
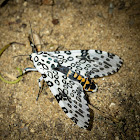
[62,107,68,113]
[93,57,99,60]
[47,81,53,87]
[95,50,102,54]
[103,61,112,67]
[67,56,74,61]
[81,50,88,56]
[42,74,47,78]
[54,51,60,54]
[58,55,64,59]
[64,51,71,55]
[71,117,78,124]
[34,56,39,62]
[94,75,99,78]
[47,71,53,78]
[75,110,84,118]
[55,79,60,85]
[107,52,115,59]
[42,64,49,70]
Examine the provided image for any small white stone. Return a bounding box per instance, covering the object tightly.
[30,128,35,133]
[39,13,42,18]
[16,0,19,3]
[23,1,27,7]
[0,113,3,119]
[16,16,20,19]
[115,136,119,140]
[60,35,64,39]
[109,102,116,108]
[50,46,54,50]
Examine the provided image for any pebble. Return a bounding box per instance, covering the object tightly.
[115,136,119,140]
[109,102,116,108]
[51,39,58,44]
[30,128,35,133]
[60,35,64,39]
[11,114,15,119]
[39,13,42,18]
[0,113,3,119]
[23,1,27,7]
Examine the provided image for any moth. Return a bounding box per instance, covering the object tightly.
[20,37,123,129]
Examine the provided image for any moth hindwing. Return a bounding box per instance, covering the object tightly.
[21,38,123,129]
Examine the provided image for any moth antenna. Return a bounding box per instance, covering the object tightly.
[29,21,37,53]
[13,54,30,58]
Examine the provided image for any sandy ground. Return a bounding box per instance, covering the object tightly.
[0,0,140,139]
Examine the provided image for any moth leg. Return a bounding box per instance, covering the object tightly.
[17,67,38,78]
[36,76,44,101]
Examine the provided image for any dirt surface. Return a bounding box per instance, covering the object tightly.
[0,0,140,139]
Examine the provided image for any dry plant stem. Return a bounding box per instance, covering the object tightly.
[0,42,25,84]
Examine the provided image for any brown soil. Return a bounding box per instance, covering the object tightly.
[0,0,140,139]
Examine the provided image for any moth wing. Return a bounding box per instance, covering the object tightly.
[47,50,123,78]
[42,70,90,129]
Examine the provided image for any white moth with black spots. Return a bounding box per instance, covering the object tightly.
[20,38,123,129]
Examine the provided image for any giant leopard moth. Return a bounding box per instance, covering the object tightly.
[20,37,123,129]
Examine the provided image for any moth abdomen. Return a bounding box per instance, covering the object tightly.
[67,70,98,93]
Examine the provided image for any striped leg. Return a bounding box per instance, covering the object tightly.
[36,76,44,101]
[17,67,38,78]
[23,67,38,74]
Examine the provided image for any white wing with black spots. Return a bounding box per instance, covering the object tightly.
[42,70,90,129]
[47,50,123,78]
[28,48,123,129]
